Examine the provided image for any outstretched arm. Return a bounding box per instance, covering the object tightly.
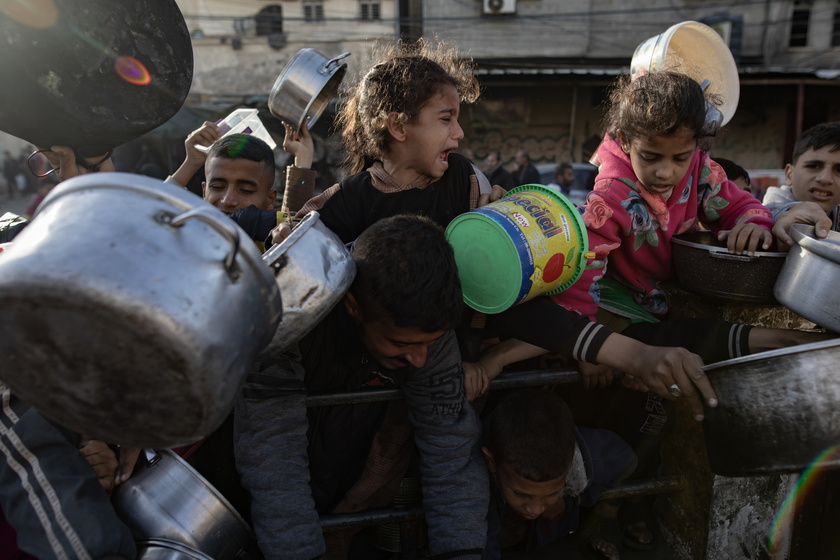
[168,121,219,186]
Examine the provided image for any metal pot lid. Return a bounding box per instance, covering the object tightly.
[790,223,840,264]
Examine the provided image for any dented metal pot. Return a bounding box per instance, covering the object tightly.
[0,173,282,448]
[262,211,355,352]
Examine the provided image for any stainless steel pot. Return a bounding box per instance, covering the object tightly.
[113,450,261,560]
[0,173,282,448]
[774,224,840,332]
[262,211,355,352]
[702,339,840,477]
[268,48,350,130]
[672,231,787,303]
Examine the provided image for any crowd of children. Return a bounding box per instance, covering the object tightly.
[2,35,839,560]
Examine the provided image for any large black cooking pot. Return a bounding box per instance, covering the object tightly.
[703,339,840,477]
[0,0,193,156]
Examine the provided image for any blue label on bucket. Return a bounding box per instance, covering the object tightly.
[471,206,535,305]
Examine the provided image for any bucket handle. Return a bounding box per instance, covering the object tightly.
[321,52,350,75]
[156,207,242,281]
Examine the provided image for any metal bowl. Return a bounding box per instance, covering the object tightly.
[268,48,349,130]
[703,339,840,477]
[774,224,840,332]
[672,231,787,303]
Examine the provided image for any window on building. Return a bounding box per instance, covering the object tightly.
[832,2,840,46]
[361,1,381,21]
[789,0,811,47]
[304,0,324,22]
[256,5,283,36]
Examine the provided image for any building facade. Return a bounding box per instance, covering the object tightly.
[175,0,840,175]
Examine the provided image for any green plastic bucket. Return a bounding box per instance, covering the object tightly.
[445,184,589,313]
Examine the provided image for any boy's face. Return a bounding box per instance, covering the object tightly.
[400,84,464,181]
[786,145,840,214]
[343,292,446,371]
[202,157,276,215]
[484,449,567,520]
[618,127,697,199]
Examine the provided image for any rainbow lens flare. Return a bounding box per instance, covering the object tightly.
[768,445,840,553]
[114,56,151,86]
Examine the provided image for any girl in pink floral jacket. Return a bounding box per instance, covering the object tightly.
[554,71,774,321]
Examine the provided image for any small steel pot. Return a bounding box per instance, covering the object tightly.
[262,211,356,352]
[268,48,350,130]
[113,450,261,560]
[703,339,840,477]
[0,173,282,448]
[672,231,787,303]
[774,224,840,332]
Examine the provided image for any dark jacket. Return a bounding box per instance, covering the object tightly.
[0,383,135,560]
[486,165,514,191]
[512,163,541,187]
[234,304,488,560]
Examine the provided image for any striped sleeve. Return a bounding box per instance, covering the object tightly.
[487,297,614,364]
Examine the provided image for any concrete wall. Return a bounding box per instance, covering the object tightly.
[420,0,840,68]
[176,0,397,97]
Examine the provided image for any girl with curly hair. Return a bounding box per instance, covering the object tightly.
[272,38,495,244]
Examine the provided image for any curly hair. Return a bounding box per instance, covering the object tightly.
[604,71,720,146]
[336,38,480,174]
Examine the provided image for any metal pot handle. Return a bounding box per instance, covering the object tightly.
[321,52,350,75]
[708,251,758,262]
[791,224,840,264]
[262,211,320,275]
[156,207,242,280]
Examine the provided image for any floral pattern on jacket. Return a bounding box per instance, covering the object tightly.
[552,135,774,319]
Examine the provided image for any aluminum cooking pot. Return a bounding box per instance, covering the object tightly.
[113,450,261,560]
[262,211,356,353]
[0,173,282,448]
[268,48,350,130]
[702,339,840,477]
[0,1,193,155]
[672,231,787,303]
[774,224,840,332]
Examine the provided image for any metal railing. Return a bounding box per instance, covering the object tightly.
[316,367,684,541]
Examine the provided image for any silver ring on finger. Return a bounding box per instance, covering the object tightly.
[668,383,682,398]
